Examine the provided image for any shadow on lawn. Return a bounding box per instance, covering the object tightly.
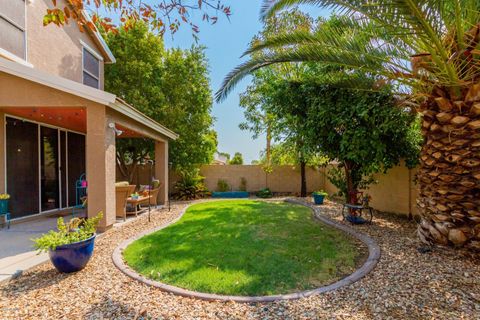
[125,200,359,296]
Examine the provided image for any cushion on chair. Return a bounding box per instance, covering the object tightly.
[115,181,130,187]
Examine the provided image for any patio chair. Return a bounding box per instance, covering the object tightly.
[341,192,373,224]
[115,182,136,221]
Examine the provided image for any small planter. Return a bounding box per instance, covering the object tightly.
[212,191,249,198]
[312,193,326,205]
[48,234,96,273]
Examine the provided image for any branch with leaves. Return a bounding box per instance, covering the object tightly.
[44,0,232,38]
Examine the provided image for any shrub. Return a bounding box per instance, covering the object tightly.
[217,179,230,192]
[256,188,273,198]
[174,170,209,200]
[239,177,247,191]
[33,212,103,252]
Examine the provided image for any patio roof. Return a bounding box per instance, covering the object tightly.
[0,58,178,140]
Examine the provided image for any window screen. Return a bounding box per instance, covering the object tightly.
[83,48,100,88]
[0,0,26,60]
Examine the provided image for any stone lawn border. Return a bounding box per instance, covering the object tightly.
[112,198,381,303]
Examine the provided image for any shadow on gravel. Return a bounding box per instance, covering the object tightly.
[0,267,72,297]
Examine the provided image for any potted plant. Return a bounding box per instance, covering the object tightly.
[0,193,10,228]
[33,213,103,273]
[0,193,9,213]
[312,190,328,205]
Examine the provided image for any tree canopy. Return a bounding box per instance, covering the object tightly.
[229,152,244,165]
[104,22,216,178]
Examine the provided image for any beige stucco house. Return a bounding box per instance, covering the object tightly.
[0,0,178,230]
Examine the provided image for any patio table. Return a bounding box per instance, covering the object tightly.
[126,196,152,217]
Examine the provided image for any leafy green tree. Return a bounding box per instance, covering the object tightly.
[229,152,244,165]
[302,81,421,203]
[104,23,216,179]
[217,1,480,248]
[239,9,313,167]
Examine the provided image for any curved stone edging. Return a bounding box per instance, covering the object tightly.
[112,199,381,303]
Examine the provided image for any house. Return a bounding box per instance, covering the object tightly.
[0,0,178,230]
[212,152,228,165]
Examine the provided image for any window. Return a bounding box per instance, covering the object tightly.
[82,47,100,88]
[0,0,26,60]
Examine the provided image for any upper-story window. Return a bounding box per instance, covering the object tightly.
[0,0,26,61]
[82,46,100,89]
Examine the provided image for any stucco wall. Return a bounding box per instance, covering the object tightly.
[123,164,324,195]
[118,162,419,218]
[26,0,105,88]
[322,164,419,217]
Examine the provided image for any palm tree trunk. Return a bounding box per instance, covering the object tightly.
[417,85,480,250]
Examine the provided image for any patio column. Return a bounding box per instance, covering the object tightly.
[154,140,168,205]
[86,105,116,231]
[0,112,4,194]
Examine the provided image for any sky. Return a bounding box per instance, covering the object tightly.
[98,1,331,163]
[160,2,332,164]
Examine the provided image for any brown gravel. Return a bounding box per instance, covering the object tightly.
[1,199,479,319]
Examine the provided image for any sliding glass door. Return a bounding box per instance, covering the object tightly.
[6,117,39,218]
[40,126,59,211]
[5,116,86,218]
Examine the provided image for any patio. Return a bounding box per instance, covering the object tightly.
[0,199,478,319]
[0,206,161,283]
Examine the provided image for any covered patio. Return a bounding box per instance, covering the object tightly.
[0,57,178,231]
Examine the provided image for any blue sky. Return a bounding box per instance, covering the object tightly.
[163,2,269,163]
[102,2,331,163]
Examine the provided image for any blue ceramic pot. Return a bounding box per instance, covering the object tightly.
[49,234,96,273]
[312,194,325,205]
[0,199,8,214]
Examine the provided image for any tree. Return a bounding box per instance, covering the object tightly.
[303,81,421,203]
[217,2,480,249]
[229,152,244,165]
[239,10,313,167]
[43,0,231,38]
[104,22,216,178]
[239,9,313,166]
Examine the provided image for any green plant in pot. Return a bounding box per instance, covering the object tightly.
[312,190,328,205]
[33,212,103,273]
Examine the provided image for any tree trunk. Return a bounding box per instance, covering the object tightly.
[300,160,307,197]
[266,126,272,167]
[343,161,358,204]
[417,85,480,250]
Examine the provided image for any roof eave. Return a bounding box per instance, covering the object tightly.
[110,98,179,140]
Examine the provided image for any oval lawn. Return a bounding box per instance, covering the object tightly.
[123,200,364,296]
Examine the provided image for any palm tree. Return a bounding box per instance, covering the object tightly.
[217,1,480,250]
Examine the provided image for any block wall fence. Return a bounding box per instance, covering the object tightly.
[117,163,419,217]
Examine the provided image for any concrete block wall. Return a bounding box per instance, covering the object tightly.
[119,163,419,217]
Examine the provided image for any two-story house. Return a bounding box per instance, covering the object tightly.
[0,0,177,230]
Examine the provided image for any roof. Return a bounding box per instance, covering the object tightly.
[0,57,177,140]
[81,11,116,64]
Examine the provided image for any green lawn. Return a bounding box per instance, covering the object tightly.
[123,200,362,296]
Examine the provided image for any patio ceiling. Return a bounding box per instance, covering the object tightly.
[0,106,154,139]
[0,107,86,133]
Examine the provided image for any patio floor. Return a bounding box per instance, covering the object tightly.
[0,207,158,283]
[0,211,87,282]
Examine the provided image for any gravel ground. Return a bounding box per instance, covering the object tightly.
[1,199,479,319]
